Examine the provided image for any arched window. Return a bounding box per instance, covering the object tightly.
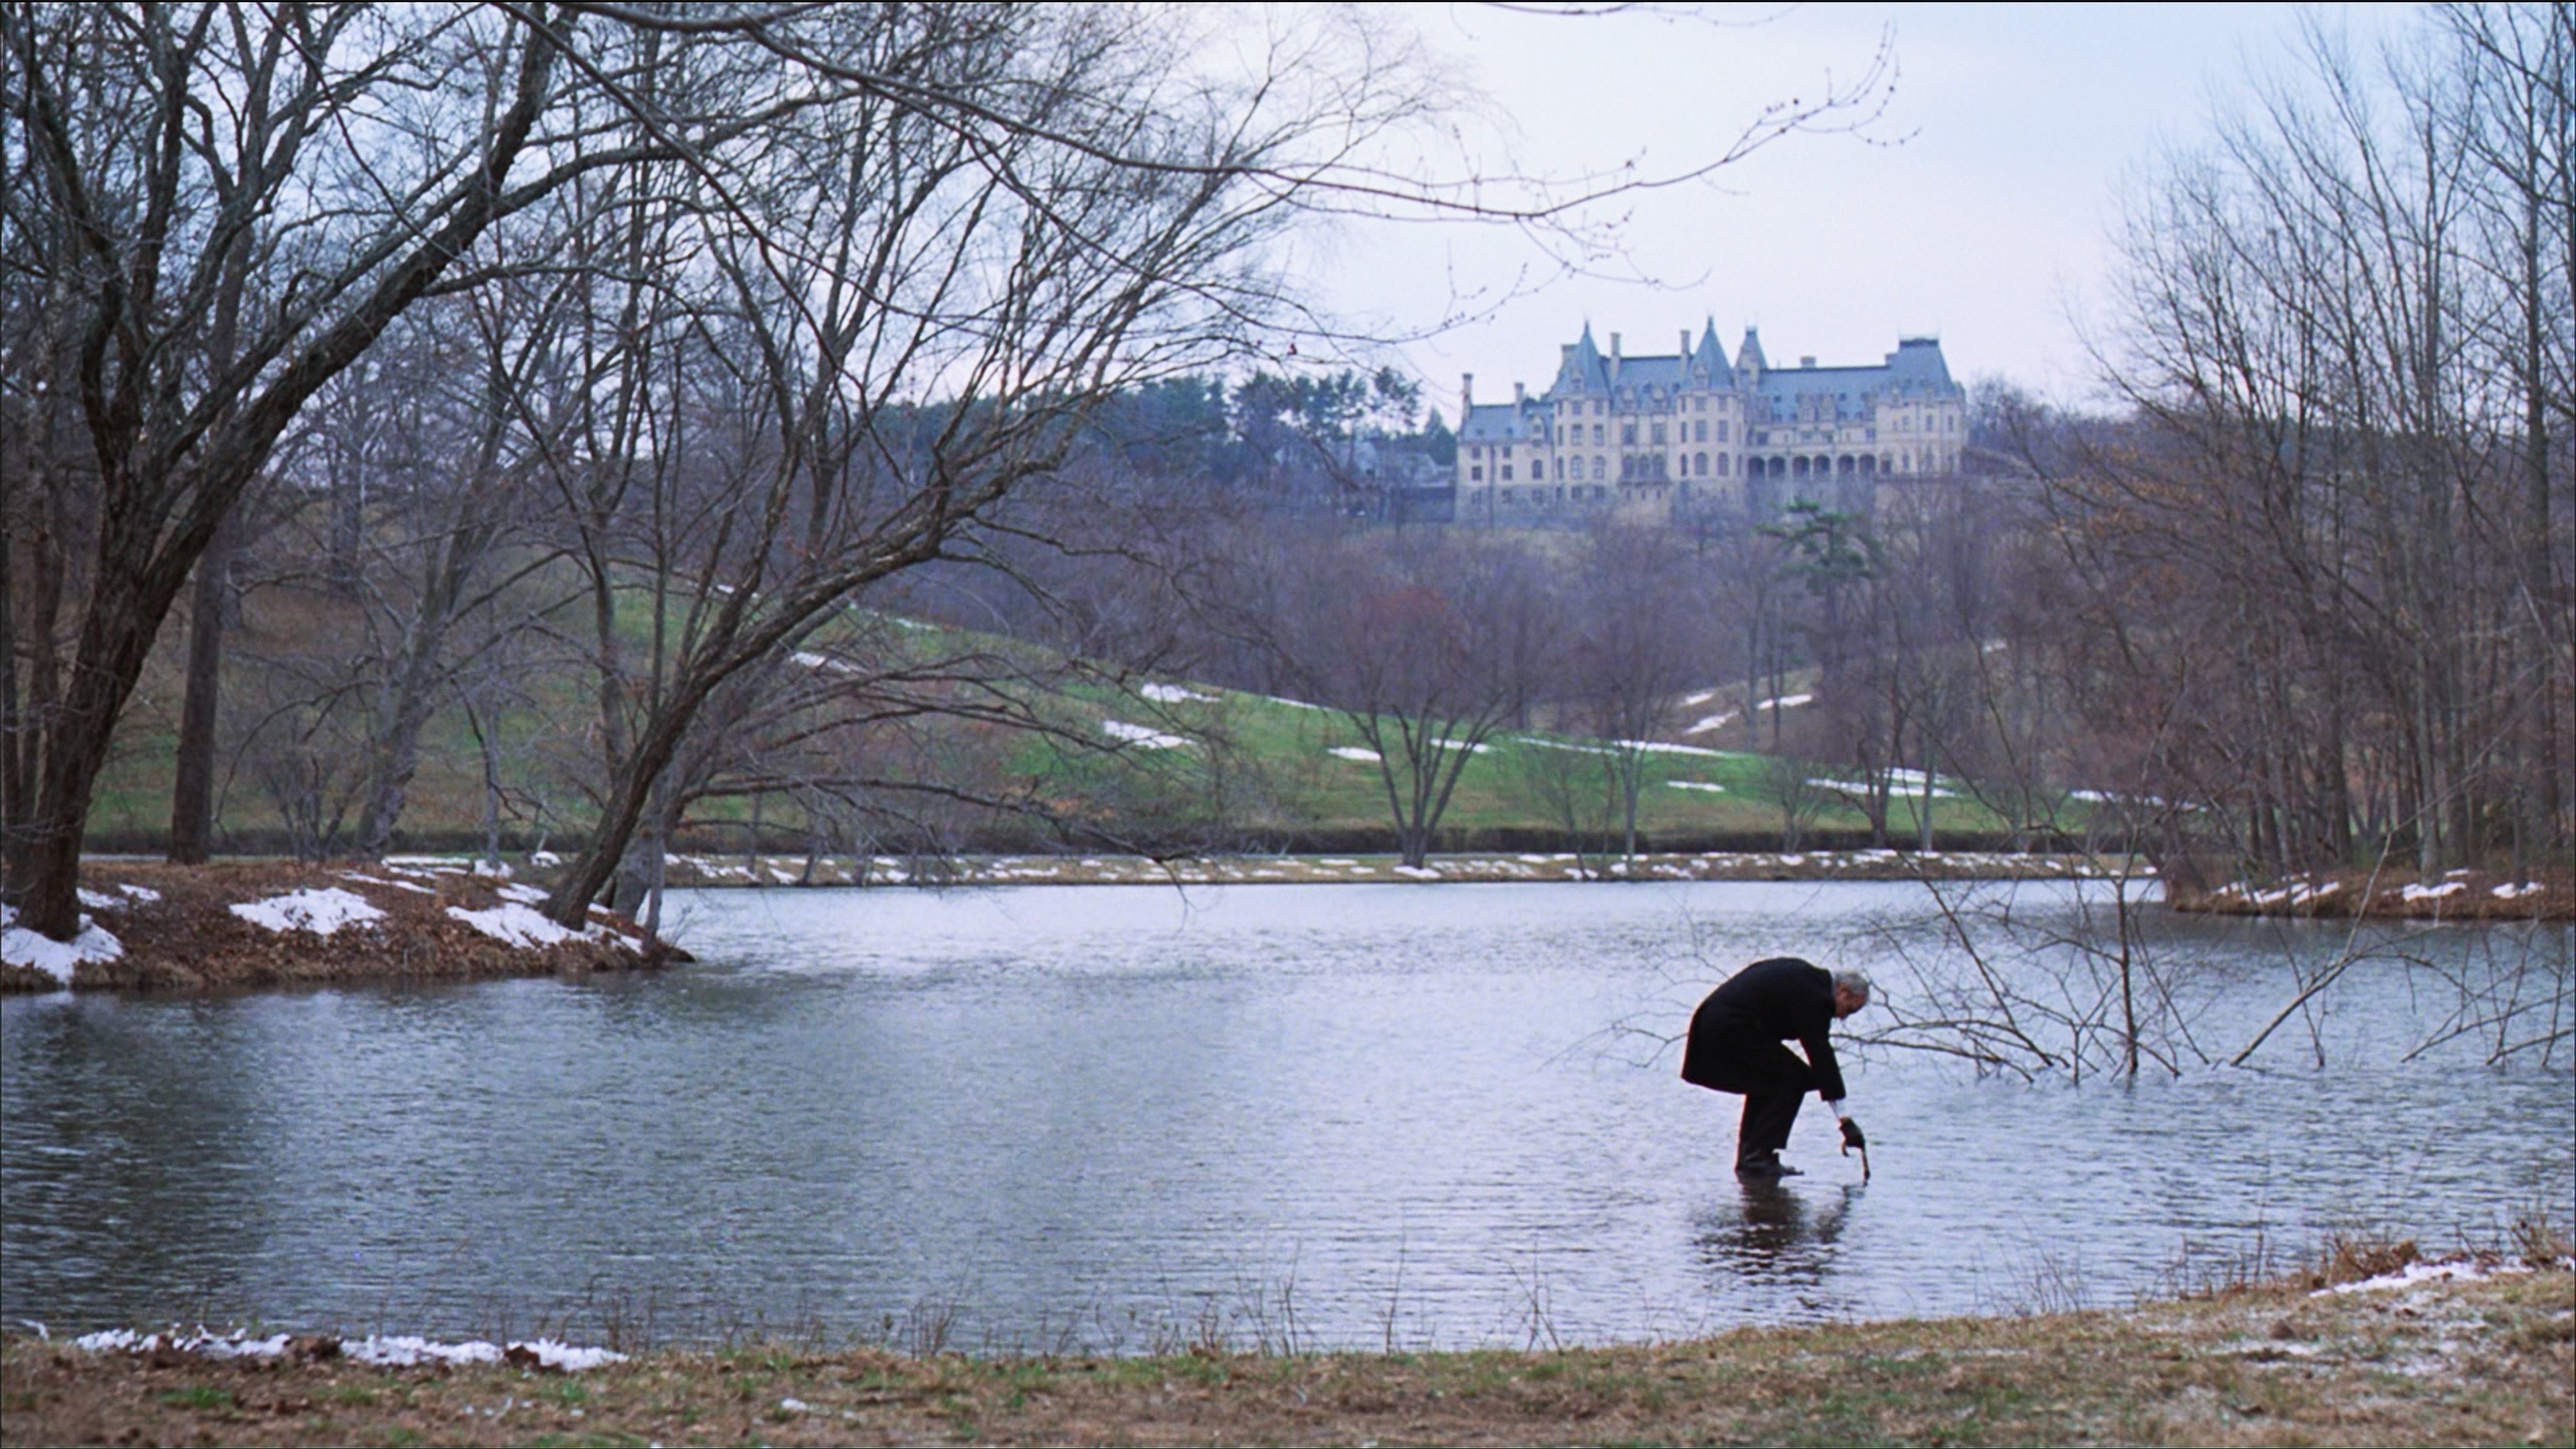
[1717,454,1729,477]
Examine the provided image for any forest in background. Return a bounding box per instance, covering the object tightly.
[3,4,2566,940]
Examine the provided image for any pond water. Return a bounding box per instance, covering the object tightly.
[4,880,2569,1352]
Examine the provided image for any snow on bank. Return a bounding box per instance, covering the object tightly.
[2312,1256,2547,1296]
[1102,719,1191,749]
[229,887,387,936]
[445,902,584,949]
[341,871,434,895]
[1138,682,1217,703]
[0,906,123,985]
[1329,745,1381,762]
[71,1326,624,1372]
[1668,780,1725,793]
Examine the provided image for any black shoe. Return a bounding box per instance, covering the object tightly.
[1735,1157,1802,1178]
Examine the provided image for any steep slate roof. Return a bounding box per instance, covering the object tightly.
[1459,398,1545,443]
[1519,325,1957,422]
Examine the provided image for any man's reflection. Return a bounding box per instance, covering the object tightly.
[1692,1179,1862,1291]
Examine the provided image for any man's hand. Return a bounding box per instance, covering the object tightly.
[1839,1117,1867,1152]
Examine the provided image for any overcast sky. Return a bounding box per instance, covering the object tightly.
[1313,2,2417,416]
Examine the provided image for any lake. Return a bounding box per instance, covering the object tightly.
[4,879,2569,1352]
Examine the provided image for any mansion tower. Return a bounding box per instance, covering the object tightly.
[1455,322,1967,520]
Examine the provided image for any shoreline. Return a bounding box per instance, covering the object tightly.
[653,846,2156,890]
[8,851,2563,995]
[5,1258,2567,1447]
[0,860,653,995]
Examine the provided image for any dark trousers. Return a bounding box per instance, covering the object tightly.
[1698,1034,1817,1168]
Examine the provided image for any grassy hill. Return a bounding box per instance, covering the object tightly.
[87,572,2058,859]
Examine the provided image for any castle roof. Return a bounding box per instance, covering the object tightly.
[1750,337,1955,398]
[1535,325,1956,411]
[1459,398,1545,442]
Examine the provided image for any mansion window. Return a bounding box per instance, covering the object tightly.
[1591,424,1604,445]
[1650,423,1666,445]
[1591,456,1605,480]
[1470,466,1483,481]
[1693,451,1707,474]
[1717,421,1729,441]
[1620,423,1637,445]
[1717,454,1729,476]
[1501,465,1513,480]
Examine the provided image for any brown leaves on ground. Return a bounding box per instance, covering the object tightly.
[3,1267,2567,1447]
[0,860,647,994]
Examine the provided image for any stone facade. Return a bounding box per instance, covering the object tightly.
[1453,322,1967,521]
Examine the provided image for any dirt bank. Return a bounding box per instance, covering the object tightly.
[0,860,651,994]
[3,1263,2566,1447]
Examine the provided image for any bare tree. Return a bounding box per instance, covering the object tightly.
[0,3,840,937]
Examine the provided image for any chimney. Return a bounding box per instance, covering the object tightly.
[1680,329,1690,358]
[1800,356,1817,368]
[1609,332,1621,381]
[1461,372,1474,415]
[1513,381,1525,407]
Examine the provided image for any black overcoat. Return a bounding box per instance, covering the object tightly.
[1678,956,1847,1102]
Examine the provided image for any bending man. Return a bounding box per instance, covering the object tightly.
[1680,957,1870,1178]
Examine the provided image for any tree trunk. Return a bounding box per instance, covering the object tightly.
[167,513,237,863]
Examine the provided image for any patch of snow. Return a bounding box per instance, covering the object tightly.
[1266,694,1324,710]
[337,1334,626,1371]
[1668,780,1726,793]
[1329,746,1381,762]
[1103,719,1191,749]
[0,908,123,985]
[1753,693,1813,711]
[74,1328,290,1359]
[780,1396,812,1413]
[2314,1258,2533,1296]
[445,903,583,949]
[530,850,561,867]
[470,859,511,879]
[118,883,162,904]
[341,871,435,895]
[495,883,550,906]
[2400,881,2467,901]
[1319,858,1360,867]
[1139,682,1217,703]
[230,888,387,937]
[1682,711,1739,735]
[1391,865,1442,879]
[794,650,863,678]
[2493,881,2545,900]
[76,888,121,911]
[1682,689,1719,706]
[1809,776,1957,799]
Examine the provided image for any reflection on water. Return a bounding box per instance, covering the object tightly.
[1695,1180,1859,1291]
[3,881,2569,1351]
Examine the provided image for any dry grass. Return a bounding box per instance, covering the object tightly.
[5,1265,2567,1447]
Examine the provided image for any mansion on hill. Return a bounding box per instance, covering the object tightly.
[1454,322,1968,521]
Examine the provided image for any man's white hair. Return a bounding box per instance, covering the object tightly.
[1832,969,1872,1000]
